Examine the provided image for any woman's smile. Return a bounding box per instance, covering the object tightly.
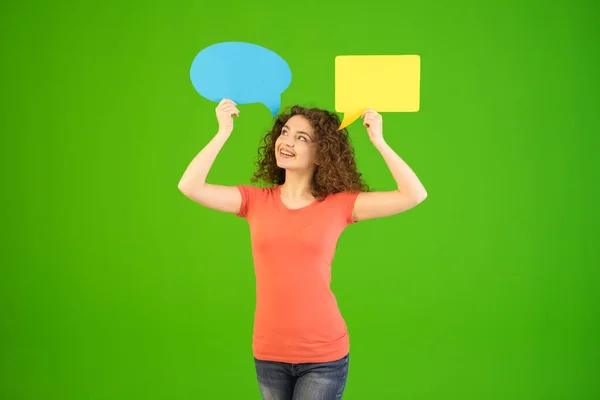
[278,146,296,158]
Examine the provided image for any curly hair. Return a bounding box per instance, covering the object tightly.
[250,105,370,200]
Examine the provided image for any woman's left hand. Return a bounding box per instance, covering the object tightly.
[361,109,384,144]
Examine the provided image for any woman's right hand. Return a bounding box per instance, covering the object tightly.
[215,98,240,135]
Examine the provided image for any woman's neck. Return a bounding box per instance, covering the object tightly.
[280,170,314,199]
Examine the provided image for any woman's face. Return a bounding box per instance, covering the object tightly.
[275,115,317,172]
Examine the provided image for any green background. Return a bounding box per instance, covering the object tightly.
[2,0,599,399]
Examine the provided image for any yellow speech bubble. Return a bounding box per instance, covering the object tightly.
[335,55,421,130]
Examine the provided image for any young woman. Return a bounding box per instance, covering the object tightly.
[178,99,427,400]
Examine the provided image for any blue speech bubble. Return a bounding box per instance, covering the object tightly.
[190,42,292,117]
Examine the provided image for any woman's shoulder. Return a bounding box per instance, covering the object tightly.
[326,189,361,199]
[322,189,360,207]
[321,190,361,224]
[236,184,279,217]
[237,184,278,197]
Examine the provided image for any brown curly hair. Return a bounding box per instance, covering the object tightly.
[250,105,370,200]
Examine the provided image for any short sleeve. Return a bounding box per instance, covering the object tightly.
[333,191,360,225]
[236,185,266,218]
[345,191,360,225]
[236,185,252,218]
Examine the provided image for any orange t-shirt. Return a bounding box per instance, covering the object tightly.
[236,184,359,363]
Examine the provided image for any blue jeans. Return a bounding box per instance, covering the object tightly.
[254,353,349,400]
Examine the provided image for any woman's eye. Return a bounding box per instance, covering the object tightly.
[299,136,307,142]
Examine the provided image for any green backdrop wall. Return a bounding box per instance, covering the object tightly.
[2,0,598,399]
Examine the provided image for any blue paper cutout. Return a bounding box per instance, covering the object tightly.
[190,42,292,117]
